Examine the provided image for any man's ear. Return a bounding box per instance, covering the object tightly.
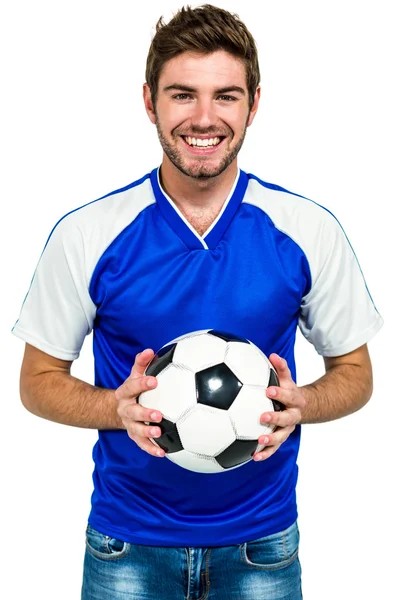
[143,83,157,124]
[247,86,261,127]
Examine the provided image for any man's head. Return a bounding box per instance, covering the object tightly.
[145,4,260,110]
[143,5,261,179]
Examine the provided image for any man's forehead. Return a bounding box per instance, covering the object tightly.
[159,50,247,86]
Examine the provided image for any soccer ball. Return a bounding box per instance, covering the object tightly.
[138,329,282,474]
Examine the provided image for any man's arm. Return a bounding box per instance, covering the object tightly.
[254,344,373,461]
[19,344,165,458]
[20,343,123,429]
[300,344,373,424]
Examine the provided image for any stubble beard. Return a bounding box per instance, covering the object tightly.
[155,114,249,180]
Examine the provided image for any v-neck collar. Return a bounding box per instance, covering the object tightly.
[149,167,249,250]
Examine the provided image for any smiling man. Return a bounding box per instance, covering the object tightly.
[13,5,382,600]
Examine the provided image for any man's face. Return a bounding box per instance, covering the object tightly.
[144,50,260,179]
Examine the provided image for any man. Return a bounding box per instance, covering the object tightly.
[13,4,382,599]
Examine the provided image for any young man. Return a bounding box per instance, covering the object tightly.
[13,5,382,599]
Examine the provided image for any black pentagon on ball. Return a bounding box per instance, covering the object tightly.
[145,343,177,377]
[150,417,183,454]
[268,368,284,412]
[196,363,242,410]
[268,368,279,388]
[216,439,259,469]
[208,330,250,344]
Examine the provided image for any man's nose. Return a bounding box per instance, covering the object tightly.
[191,98,217,130]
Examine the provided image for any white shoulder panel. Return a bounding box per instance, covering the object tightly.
[244,177,383,356]
[12,177,155,360]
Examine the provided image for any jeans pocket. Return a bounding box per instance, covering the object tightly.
[85,524,131,561]
[240,521,300,571]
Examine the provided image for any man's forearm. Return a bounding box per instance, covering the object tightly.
[300,362,373,424]
[21,370,123,429]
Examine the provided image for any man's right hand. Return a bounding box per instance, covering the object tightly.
[115,349,165,457]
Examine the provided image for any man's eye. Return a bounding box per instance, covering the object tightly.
[173,94,191,100]
[218,95,237,101]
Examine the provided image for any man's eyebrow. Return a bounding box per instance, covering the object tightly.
[163,84,246,95]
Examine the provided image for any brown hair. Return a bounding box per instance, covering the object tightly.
[145,4,260,108]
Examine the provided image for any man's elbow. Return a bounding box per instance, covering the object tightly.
[19,374,38,415]
[19,371,49,419]
[358,365,374,410]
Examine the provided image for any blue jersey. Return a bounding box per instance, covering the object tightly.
[13,167,382,546]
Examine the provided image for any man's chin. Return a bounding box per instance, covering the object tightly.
[186,169,221,179]
[174,159,231,180]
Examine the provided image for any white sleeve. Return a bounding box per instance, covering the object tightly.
[12,215,97,360]
[299,211,383,357]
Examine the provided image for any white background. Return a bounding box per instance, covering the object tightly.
[1,1,398,598]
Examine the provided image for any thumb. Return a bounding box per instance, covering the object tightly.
[268,353,293,383]
[131,348,155,378]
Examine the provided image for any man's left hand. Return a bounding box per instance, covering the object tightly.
[254,353,306,462]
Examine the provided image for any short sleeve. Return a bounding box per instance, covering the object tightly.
[298,211,383,356]
[12,215,97,360]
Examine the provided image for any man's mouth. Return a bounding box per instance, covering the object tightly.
[181,136,225,148]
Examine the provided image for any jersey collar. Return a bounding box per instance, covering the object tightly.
[149,167,249,250]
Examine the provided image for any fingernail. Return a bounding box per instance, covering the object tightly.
[254,454,262,461]
[150,412,160,421]
[268,388,276,397]
[147,378,156,388]
[264,414,271,422]
[157,449,164,457]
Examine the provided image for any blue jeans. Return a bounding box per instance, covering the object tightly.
[81,521,302,599]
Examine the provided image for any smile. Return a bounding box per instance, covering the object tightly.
[182,136,224,148]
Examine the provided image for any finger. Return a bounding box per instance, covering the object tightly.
[127,420,163,441]
[268,353,293,383]
[121,402,163,424]
[266,385,304,410]
[115,373,157,402]
[253,443,281,462]
[260,407,301,429]
[131,349,155,377]
[265,384,291,408]
[130,434,166,458]
[258,424,296,448]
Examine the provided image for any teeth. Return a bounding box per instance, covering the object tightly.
[184,136,221,147]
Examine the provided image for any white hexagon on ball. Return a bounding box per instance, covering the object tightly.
[139,364,196,422]
[228,385,276,438]
[177,404,236,456]
[168,329,209,344]
[173,333,227,373]
[167,450,224,474]
[225,341,271,386]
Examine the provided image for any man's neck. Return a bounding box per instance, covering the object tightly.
[159,159,238,214]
